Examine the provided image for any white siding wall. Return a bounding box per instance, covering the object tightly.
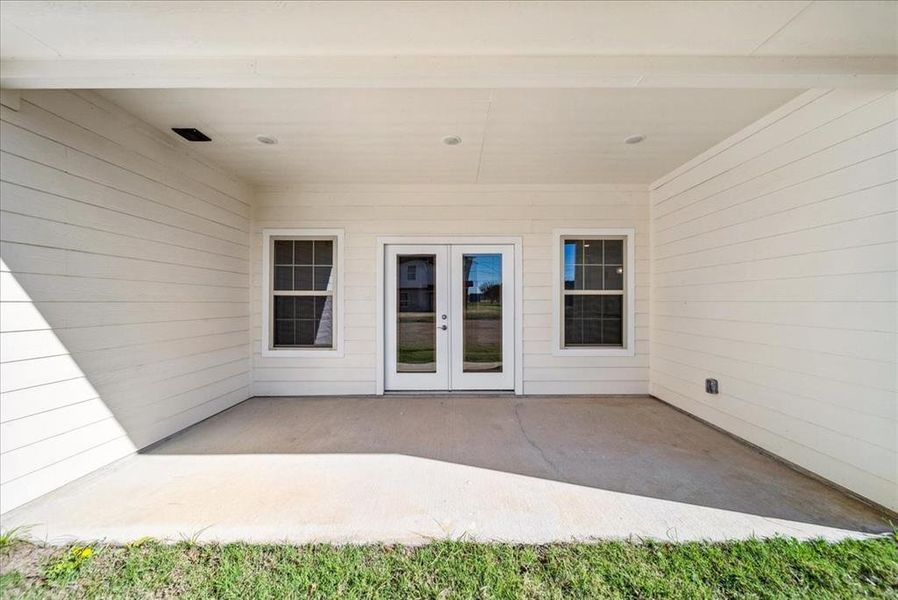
[649,89,898,511]
[0,90,253,513]
[7,85,890,515]
[252,185,650,396]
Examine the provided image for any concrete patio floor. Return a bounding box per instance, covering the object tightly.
[2,395,890,545]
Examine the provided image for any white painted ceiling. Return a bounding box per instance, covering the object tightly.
[5,1,881,185]
[2,1,896,58]
[99,87,801,186]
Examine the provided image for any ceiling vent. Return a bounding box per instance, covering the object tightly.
[172,127,211,142]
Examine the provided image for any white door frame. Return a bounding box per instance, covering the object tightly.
[450,244,515,391]
[376,236,524,395]
[384,244,451,391]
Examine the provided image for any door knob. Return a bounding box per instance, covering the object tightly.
[439,324,448,330]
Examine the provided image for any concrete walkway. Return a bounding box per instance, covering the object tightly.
[2,395,890,545]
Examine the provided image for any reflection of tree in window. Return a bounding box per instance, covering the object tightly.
[479,281,501,303]
[463,254,503,373]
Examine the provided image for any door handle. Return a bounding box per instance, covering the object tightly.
[438,324,448,330]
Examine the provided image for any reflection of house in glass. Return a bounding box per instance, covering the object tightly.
[396,255,437,372]
[398,256,435,312]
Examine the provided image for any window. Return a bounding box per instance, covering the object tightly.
[407,264,417,281]
[553,229,635,356]
[263,229,344,356]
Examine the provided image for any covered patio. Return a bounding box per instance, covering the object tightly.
[1,1,895,543]
[3,395,888,545]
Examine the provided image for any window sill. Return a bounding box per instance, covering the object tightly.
[552,346,635,358]
[261,347,344,359]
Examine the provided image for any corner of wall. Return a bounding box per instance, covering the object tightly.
[646,86,898,512]
[0,89,257,513]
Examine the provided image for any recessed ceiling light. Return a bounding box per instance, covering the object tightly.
[442,135,462,146]
[624,134,645,145]
[256,135,278,145]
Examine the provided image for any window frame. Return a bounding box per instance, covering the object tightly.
[261,228,345,358]
[552,228,636,357]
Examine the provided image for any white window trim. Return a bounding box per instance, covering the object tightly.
[551,228,636,357]
[261,228,345,358]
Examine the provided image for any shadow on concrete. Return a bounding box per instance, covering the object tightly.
[147,394,892,534]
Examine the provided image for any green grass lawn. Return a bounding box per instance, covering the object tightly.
[464,303,502,320]
[396,346,436,364]
[1,536,896,599]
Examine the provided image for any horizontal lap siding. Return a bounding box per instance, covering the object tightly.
[649,89,898,511]
[251,185,649,396]
[0,91,253,513]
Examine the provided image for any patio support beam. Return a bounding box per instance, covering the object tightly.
[2,56,896,89]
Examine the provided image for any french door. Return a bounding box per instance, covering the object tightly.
[385,244,514,391]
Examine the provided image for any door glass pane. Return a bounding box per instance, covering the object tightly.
[397,255,436,373]
[462,254,502,372]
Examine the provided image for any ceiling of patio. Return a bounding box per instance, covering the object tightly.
[3,1,893,185]
[2,1,895,58]
[96,87,800,186]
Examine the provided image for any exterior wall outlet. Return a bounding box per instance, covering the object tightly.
[705,378,719,394]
